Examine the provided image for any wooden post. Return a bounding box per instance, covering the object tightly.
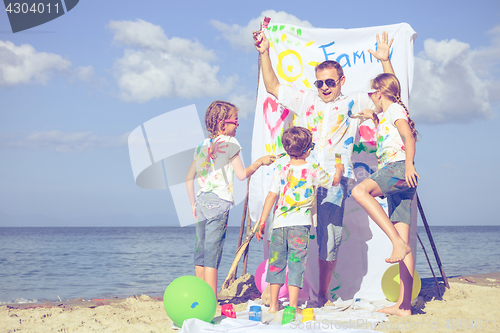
[417,193,450,288]
[235,179,251,277]
[236,182,249,249]
[242,205,251,275]
[222,221,260,289]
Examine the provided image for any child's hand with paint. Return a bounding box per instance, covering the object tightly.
[191,203,197,219]
[259,154,277,166]
[357,108,379,124]
[256,191,278,241]
[255,220,266,241]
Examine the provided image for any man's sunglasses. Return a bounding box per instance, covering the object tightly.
[314,76,343,89]
[303,142,315,153]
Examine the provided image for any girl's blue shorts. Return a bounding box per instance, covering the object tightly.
[369,160,417,225]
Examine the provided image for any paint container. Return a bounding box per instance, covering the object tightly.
[302,308,315,322]
[249,305,262,321]
[221,303,236,318]
[281,306,296,325]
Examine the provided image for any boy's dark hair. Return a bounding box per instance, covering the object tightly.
[282,126,312,158]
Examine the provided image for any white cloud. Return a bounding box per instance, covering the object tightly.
[108,19,235,103]
[411,27,500,124]
[0,40,97,86]
[227,92,256,119]
[1,131,128,153]
[73,65,95,82]
[0,40,71,85]
[211,10,313,53]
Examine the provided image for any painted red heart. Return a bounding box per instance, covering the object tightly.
[263,97,290,139]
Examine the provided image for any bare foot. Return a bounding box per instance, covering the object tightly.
[268,301,284,313]
[268,306,279,313]
[386,239,411,263]
[377,304,411,317]
[317,294,329,308]
[261,284,271,306]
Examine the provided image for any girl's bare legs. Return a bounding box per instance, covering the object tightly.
[205,267,219,298]
[352,179,411,263]
[195,265,221,310]
[378,222,414,317]
[195,265,205,279]
[269,283,283,313]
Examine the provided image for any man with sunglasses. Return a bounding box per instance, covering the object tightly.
[254,31,395,307]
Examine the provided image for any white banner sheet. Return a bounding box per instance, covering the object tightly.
[249,22,418,300]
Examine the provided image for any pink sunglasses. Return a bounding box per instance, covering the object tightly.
[223,118,239,126]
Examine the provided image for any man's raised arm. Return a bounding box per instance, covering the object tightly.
[253,31,280,99]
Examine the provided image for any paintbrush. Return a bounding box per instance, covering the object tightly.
[276,152,287,158]
[255,16,271,46]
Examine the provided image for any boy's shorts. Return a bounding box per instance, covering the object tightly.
[266,226,310,288]
[368,160,417,225]
[194,192,231,269]
[316,177,349,262]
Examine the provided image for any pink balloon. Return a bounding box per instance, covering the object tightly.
[255,259,288,298]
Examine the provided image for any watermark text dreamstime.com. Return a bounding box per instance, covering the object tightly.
[289,318,497,330]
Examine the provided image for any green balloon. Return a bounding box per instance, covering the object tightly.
[163,275,217,327]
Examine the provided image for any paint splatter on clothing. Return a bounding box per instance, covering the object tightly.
[375,103,408,168]
[278,85,374,181]
[194,135,241,203]
[266,226,310,288]
[269,162,332,228]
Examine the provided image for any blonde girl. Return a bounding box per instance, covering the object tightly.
[186,100,275,302]
[352,73,420,317]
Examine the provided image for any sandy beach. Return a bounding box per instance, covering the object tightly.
[2,273,499,332]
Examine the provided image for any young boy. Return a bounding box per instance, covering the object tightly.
[255,126,344,312]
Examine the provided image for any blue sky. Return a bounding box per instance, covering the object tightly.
[0,0,498,226]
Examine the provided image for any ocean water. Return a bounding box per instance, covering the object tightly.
[1,226,499,304]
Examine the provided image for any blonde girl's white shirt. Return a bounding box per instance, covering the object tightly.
[376,103,408,168]
[268,162,332,229]
[194,135,242,203]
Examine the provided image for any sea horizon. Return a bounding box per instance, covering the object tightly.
[1,226,499,304]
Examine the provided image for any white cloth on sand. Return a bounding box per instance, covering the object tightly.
[179,299,391,332]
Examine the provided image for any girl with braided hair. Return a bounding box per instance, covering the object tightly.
[186,100,275,303]
[352,73,419,317]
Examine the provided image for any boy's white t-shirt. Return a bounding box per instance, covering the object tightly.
[376,103,408,168]
[194,135,241,203]
[268,162,332,228]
